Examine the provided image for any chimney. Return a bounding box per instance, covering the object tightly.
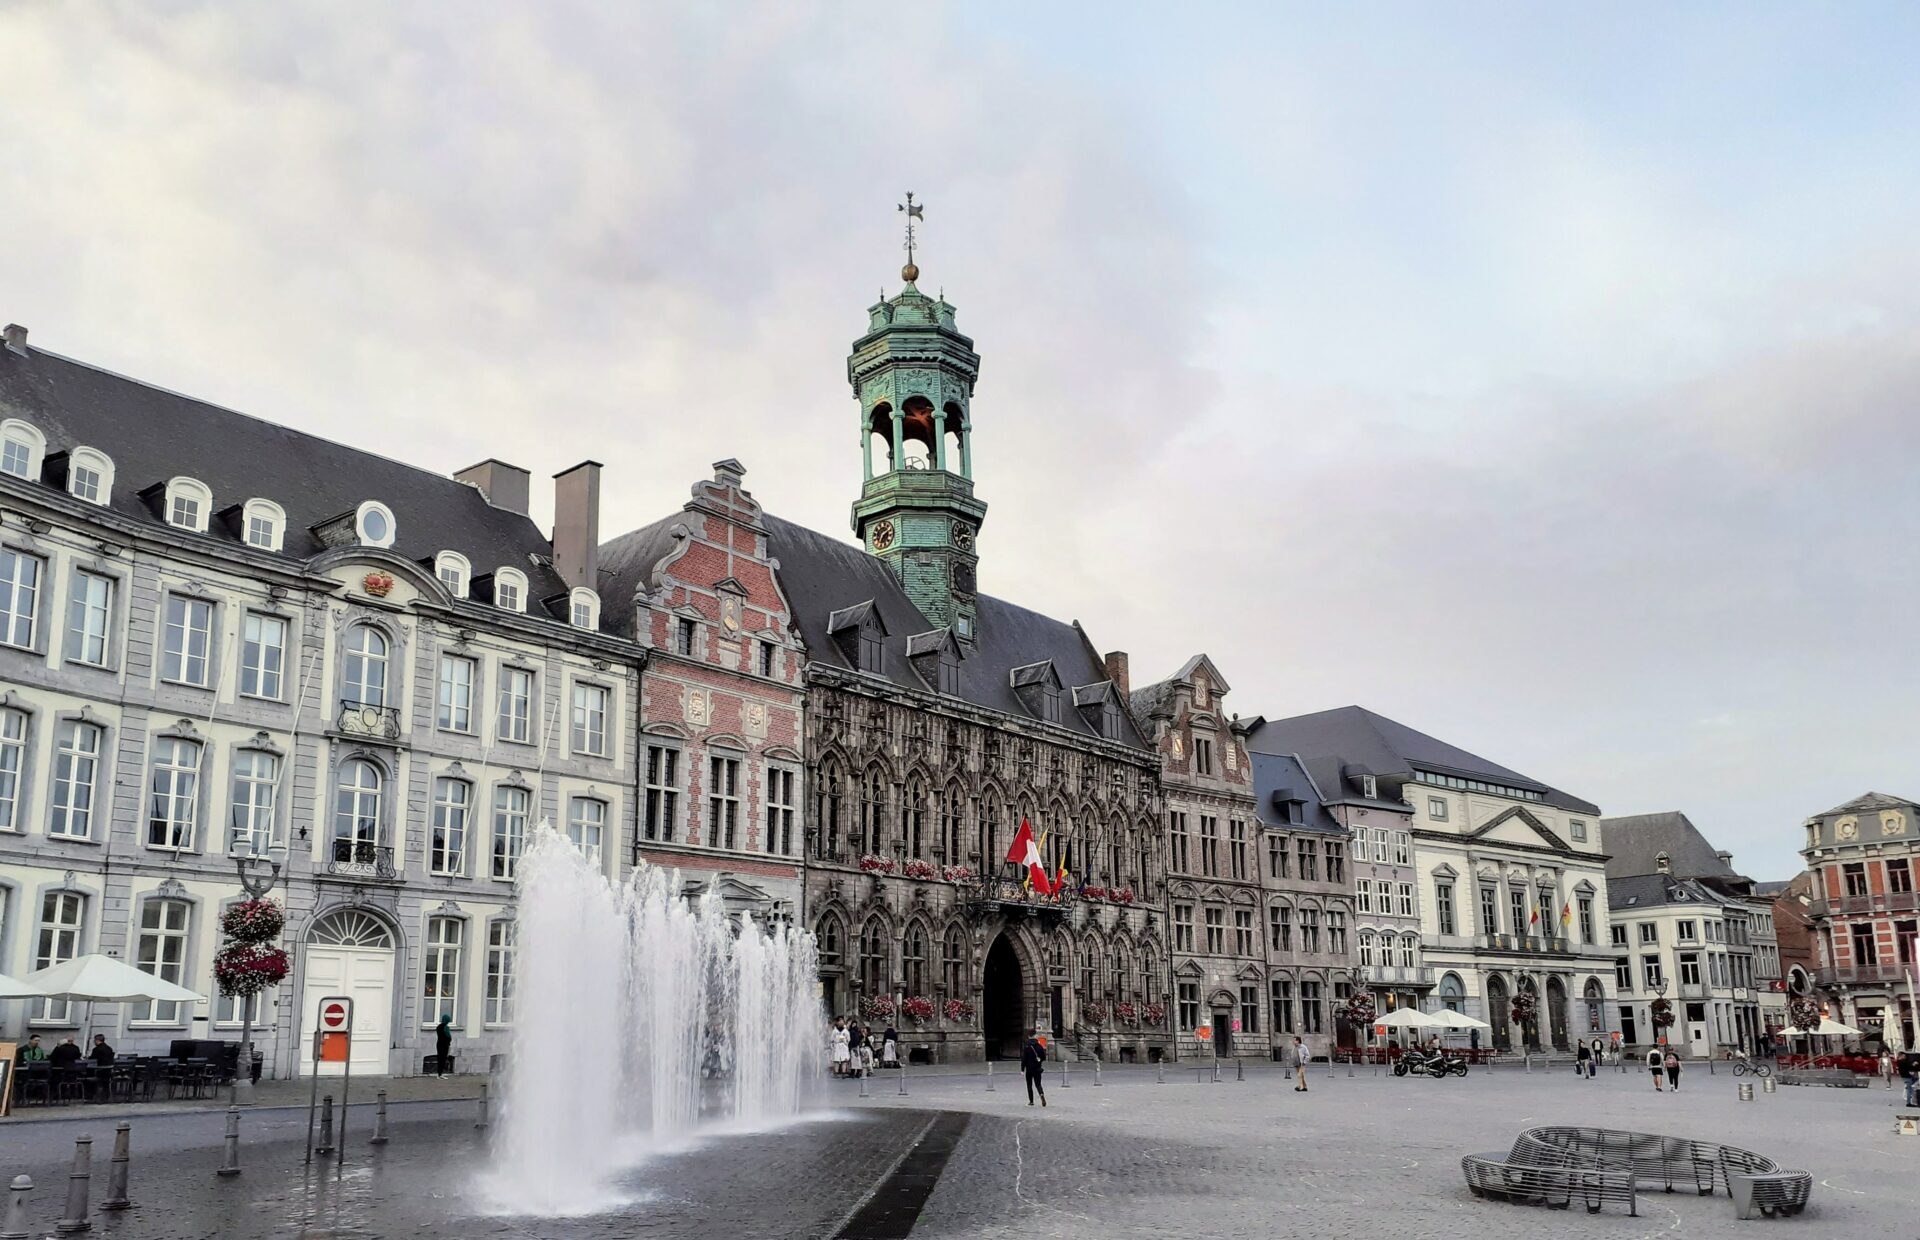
[1104,651,1130,696]
[3,324,26,356]
[454,458,531,515]
[713,458,746,488]
[552,460,603,591]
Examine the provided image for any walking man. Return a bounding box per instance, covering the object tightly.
[1576,1041,1591,1079]
[435,1013,453,1077]
[1897,1047,1918,1108]
[1292,1036,1309,1092]
[1021,1027,1048,1107]
[1646,1045,1665,1091]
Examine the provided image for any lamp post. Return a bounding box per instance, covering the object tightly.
[229,838,282,1107]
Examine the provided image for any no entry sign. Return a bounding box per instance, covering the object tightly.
[320,1000,350,1031]
[314,995,355,1064]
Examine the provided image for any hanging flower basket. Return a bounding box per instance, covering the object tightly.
[1787,995,1820,1032]
[1141,1001,1167,1027]
[902,996,935,1024]
[942,997,974,1023]
[940,865,973,883]
[1342,992,1378,1027]
[1649,996,1677,1029]
[219,898,285,944]
[1082,1001,1109,1027]
[1509,990,1539,1026]
[858,855,897,875]
[1116,1000,1139,1027]
[862,994,896,1021]
[902,859,938,881]
[214,942,291,997]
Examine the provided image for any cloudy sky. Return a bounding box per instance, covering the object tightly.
[6,2,1916,878]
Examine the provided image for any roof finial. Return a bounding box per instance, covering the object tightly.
[897,191,924,283]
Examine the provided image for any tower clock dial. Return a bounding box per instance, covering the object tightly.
[952,523,974,550]
[870,519,897,551]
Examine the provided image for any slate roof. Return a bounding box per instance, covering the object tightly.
[1598,811,1742,881]
[1245,705,1600,816]
[1607,873,1732,912]
[1817,791,1919,817]
[1127,679,1177,724]
[1251,751,1345,835]
[598,509,1146,749]
[0,340,569,601]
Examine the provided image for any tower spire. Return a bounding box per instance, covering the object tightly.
[897,191,924,283]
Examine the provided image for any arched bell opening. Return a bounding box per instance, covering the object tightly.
[898,396,937,470]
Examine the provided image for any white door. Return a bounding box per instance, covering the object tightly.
[1687,1021,1710,1059]
[299,907,399,1077]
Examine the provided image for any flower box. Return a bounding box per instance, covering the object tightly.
[902,996,935,1024]
[1141,1002,1167,1027]
[942,997,974,1023]
[862,994,896,1020]
[902,859,938,881]
[1082,1001,1108,1026]
[1116,1001,1139,1027]
[940,865,973,883]
[1081,885,1109,901]
[858,855,897,875]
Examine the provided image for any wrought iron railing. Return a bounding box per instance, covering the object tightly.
[328,837,398,881]
[335,698,402,741]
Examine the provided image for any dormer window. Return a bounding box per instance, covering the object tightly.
[355,501,396,548]
[907,629,963,695]
[1011,660,1064,723]
[0,419,45,480]
[1361,774,1378,799]
[67,447,114,504]
[164,477,212,532]
[569,587,600,631]
[435,552,470,598]
[494,567,527,612]
[242,499,285,552]
[827,601,887,674]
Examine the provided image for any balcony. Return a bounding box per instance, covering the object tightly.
[1809,890,1920,919]
[326,838,399,882]
[1677,981,1710,1000]
[1815,964,1914,988]
[334,699,402,743]
[1360,964,1435,986]
[959,876,1071,923]
[1476,933,1573,957]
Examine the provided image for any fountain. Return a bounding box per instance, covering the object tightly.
[485,827,822,1215]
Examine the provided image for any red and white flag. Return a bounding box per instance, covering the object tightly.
[1005,818,1052,894]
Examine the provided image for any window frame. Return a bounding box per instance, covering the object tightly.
[421,915,463,1028]
[160,593,216,688]
[491,783,530,881]
[0,706,26,832]
[493,567,527,613]
[437,653,477,733]
[48,719,104,840]
[765,761,798,856]
[0,545,45,651]
[435,552,470,598]
[64,569,115,668]
[569,680,610,757]
[429,776,471,877]
[484,919,516,1027]
[355,500,397,549]
[567,795,607,867]
[239,611,288,701]
[707,752,741,850]
[163,477,213,533]
[130,897,192,1025]
[643,743,682,843]
[496,665,534,744]
[241,498,285,552]
[228,748,280,855]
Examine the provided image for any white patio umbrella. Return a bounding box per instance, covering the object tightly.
[0,971,44,999]
[1427,1008,1491,1030]
[1882,1014,1905,1056]
[1809,1017,1861,1038]
[24,955,203,1004]
[1375,1007,1444,1029]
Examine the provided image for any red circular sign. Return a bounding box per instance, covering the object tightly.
[320,1000,349,1031]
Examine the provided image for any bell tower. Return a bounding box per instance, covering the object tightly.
[849,194,987,640]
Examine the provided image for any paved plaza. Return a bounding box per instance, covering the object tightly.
[0,1063,1912,1238]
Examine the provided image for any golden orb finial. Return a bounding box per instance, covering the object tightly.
[901,262,920,283]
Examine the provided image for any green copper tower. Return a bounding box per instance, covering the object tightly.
[849,197,987,641]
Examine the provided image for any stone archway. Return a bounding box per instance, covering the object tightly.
[1486,974,1512,1050]
[982,933,1028,1060]
[1546,976,1570,1050]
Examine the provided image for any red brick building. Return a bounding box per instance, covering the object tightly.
[1800,792,1920,1047]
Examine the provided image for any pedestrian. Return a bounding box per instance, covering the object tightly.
[1898,1048,1919,1108]
[1021,1027,1048,1106]
[881,1024,899,1069]
[1292,1036,1309,1092]
[831,1018,850,1077]
[1879,1048,1894,1086]
[1590,1037,1605,1073]
[1664,1047,1681,1092]
[849,1022,870,1077]
[1646,1045,1664,1091]
[435,1013,453,1077]
[18,1034,46,1062]
[1576,1041,1591,1079]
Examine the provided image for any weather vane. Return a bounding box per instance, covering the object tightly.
[898,192,925,281]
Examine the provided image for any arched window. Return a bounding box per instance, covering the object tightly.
[0,418,45,479]
[816,914,844,970]
[1113,947,1132,999]
[1438,972,1466,1013]
[942,925,966,996]
[903,924,927,996]
[940,781,965,864]
[859,918,887,996]
[435,551,470,598]
[163,477,213,532]
[818,759,843,859]
[241,499,285,551]
[146,736,201,850]
[1080,945,1099,999]
[343,625,389,707]
[568,587,600,631]
[355,500,396,548]
[66,446,114,505]
[980,791,1003,874]
[333,759,382,848]
[902,774,927,859]
[494,567,528,612]
[1140,948,1159,1003]
[859,767,887,856]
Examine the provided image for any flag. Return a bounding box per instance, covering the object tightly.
[1528,907,1539,927]
[1005,818,1051,894]
[1560,902,1572,928]
[1056,842,1074,895]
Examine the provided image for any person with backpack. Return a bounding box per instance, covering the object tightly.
[1646,1045,1665,1091]
[1020,1028,1048,1107]
[1664,1047,1682,1092]
[1576,1041,1592,1079]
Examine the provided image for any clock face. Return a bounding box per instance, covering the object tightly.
[952,562,977,595]
[871,519,897,552]
[952,523,974,550]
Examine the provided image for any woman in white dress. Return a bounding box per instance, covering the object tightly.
[831,1018,851,1077]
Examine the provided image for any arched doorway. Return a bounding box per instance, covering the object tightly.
[982,934,1025,1060]
[301,907,397,1077]
[1546,976,1569,1050]
[1583,977,1605,1037]
[1486,974,1511,1050]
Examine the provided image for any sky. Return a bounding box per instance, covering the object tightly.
[5,2,1917,879]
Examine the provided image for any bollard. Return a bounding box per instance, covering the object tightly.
[1762,1075,1777,1094]
[1156,1061,1165,1084]
[1524,1052,1532,1074]
[316,1095,336,1156]
[475,1079,491,1130]
[897,1060,908,1097]
[1738,1082,1754,1103]
[1237,1057,1246,1083]
[1211,1059,1221,1084]
[1092,1058,1103,1087]
[370,1090,390,1145]
[1346,1052,1353,1079]
[1,1175,32,1240]
[54,1135,91,1235]
[217,1108,242,1177]
[1708,1057,1716,1076]
[986,1061,995,1092]
[100,1123,130,1212]
[1061,1057,1070,1089]
[858,1072,870,1099]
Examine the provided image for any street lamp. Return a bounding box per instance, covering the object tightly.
[230,837,282,1107]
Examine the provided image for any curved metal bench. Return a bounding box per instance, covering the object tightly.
[1463,1127,1813,1221]
[1720,1148,1812,1220]
[1522,1126,1721,1195]
[1462,1152,1637,1215]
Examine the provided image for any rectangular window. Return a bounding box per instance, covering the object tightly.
[34,891,86,1024]
[1194,736,1212,775]
[491,785,529,880]
[1174,903,1195,951]
[1509,888,1528,936]
[1642,954,1663,989]
[1356,879,1371,914]
[1578,896,1595,944]
[1374,829,1389,862]
[1436,883,1455,935]
[1570,818,1588,843]
[1326,910,1347,955]
[708,755,740,849]
[0,708,25,831]
[161,594,214,686]
[675,617,695,656]
[1300,980,1323,1033]
[497,667,533,743]
[132,899,190,1023]
[644,745,680,842]
[1393,833,1410,865]
[1679,953,1701,986]
[1614,956,1632,990]
[1177,982,1200,1031]
[1852,923,1878,966]
[0,440,28,477]
[1843,863,1869,897]
[0,548,43,648]
[1297,838,1318,881]
[1234,909,1255,956]
[570,682,609,756]
[1428,796,1448,821]
[49,720,101,839]
[1325,840,1345,883]
[1169,811,1191,873]
[1896,920,1917,965]
[1271,978,1294,1033]
[1299,909,1321,953]
[65,570,112,666]
[69,463,102,502]
[246,514,275,548]
[765,764,796,855]
[1890,859,1914,895]
[1610,924,1628,947]
[422,917,463,1026]
[1398,882,1414,917]
[430,778,470,876]
[1268,835,1289,879]
[239,613,287,699]
[759,641,775,677]
[229,749,278,854]
[1638,922,1658,945]
[1269,904,1291,951]
[1229,819,1249,879]
[146,737,200,850]
[437,656,476,732]
[485,920,516,1026]
[1204,906,1225,954]
[568,797,607,866]
[1199,816,1219,876]
[1677,919,1697,941]
[1239,984,1260,1034]
[1479,884,1498,936]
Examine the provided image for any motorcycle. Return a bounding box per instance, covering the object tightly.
[1393,1048,1470,1078]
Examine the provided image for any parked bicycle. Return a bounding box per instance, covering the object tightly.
[1730,1054,1773,1079]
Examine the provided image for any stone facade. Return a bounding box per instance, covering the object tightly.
[1800,791,1920,1047]
[1251,752,1360,1060]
